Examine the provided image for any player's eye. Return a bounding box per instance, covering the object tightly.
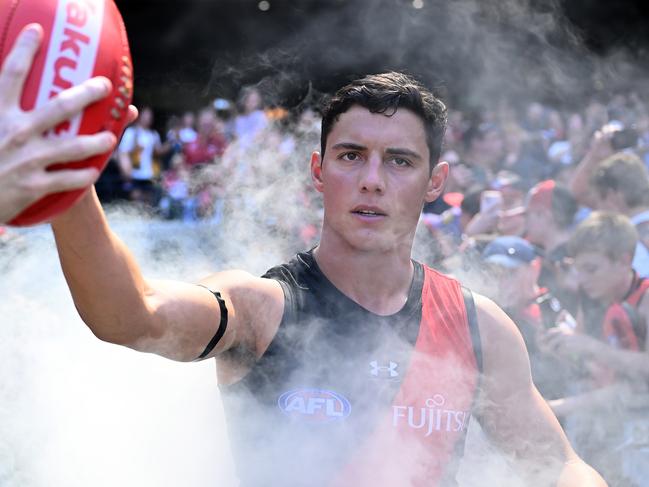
[341,152,360,161]
[391,157,411,167]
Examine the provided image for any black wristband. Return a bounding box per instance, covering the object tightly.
[194,286,229,361]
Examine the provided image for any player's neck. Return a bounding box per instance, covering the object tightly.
[313,235,414,316]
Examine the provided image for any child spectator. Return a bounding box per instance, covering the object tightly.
[543,212,649,486]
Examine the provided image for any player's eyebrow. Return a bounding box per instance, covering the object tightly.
[331,142,367,151]
[386,147,422,160]
[331,143,422,161]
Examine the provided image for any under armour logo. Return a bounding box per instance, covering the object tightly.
[370,360,399,379]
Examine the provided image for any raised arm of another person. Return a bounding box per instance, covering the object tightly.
[0,24,117,224]
[569,129,614,209]
[474,294,607,486]
[51,187,285,366]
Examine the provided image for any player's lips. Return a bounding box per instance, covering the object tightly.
[351,205,387,217]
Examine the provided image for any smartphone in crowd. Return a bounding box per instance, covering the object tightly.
[480,190,503,214]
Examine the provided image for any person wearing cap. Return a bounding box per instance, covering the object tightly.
[526,180,577,256]
[525,180,580,314]
[482,236,542,325]
[482,236,574,399]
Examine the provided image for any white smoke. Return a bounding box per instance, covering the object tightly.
[0,199,535,487]
[0,221,237,487]
[0,146,526,487]
[4,0,649,484]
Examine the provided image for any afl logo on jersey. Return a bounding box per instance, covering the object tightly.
[278,389,351,423]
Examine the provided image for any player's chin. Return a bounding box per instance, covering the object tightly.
[350,230,405,253]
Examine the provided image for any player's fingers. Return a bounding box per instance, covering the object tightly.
[29,77,112,134]
[0,24,43,109]
[40,167,100,194]
[31,132,116,167]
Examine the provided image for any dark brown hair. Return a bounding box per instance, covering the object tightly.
[320,72,447,169]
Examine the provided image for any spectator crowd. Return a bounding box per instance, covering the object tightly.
[93,86,322,248]
[423,93,649,487]
[19,81,649,486]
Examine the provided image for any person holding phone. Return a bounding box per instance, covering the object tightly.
[481,236,575,399]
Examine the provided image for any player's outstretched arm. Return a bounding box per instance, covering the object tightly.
[473,294,607,487]
[0,24,117,224]
[51,187,284,363]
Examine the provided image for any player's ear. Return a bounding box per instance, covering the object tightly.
[311,151,324,193]
[424,160,449,203]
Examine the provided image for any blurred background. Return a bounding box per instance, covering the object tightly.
[115,0,649,115]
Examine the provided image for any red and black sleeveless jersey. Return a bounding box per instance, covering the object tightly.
[582,272,649,352]
[219,250,482,487]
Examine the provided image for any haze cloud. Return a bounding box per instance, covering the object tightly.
[3,0,648,484]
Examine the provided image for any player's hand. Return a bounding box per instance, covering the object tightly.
[127,105,138,125]
[0,23,119,224]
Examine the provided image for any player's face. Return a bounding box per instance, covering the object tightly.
[311,105,447,252]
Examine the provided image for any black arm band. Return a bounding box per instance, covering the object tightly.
[194,286,229,361]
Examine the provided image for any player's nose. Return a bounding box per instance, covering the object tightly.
[358,153,386,194]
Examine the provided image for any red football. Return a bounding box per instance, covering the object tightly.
[1,0,133,226]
